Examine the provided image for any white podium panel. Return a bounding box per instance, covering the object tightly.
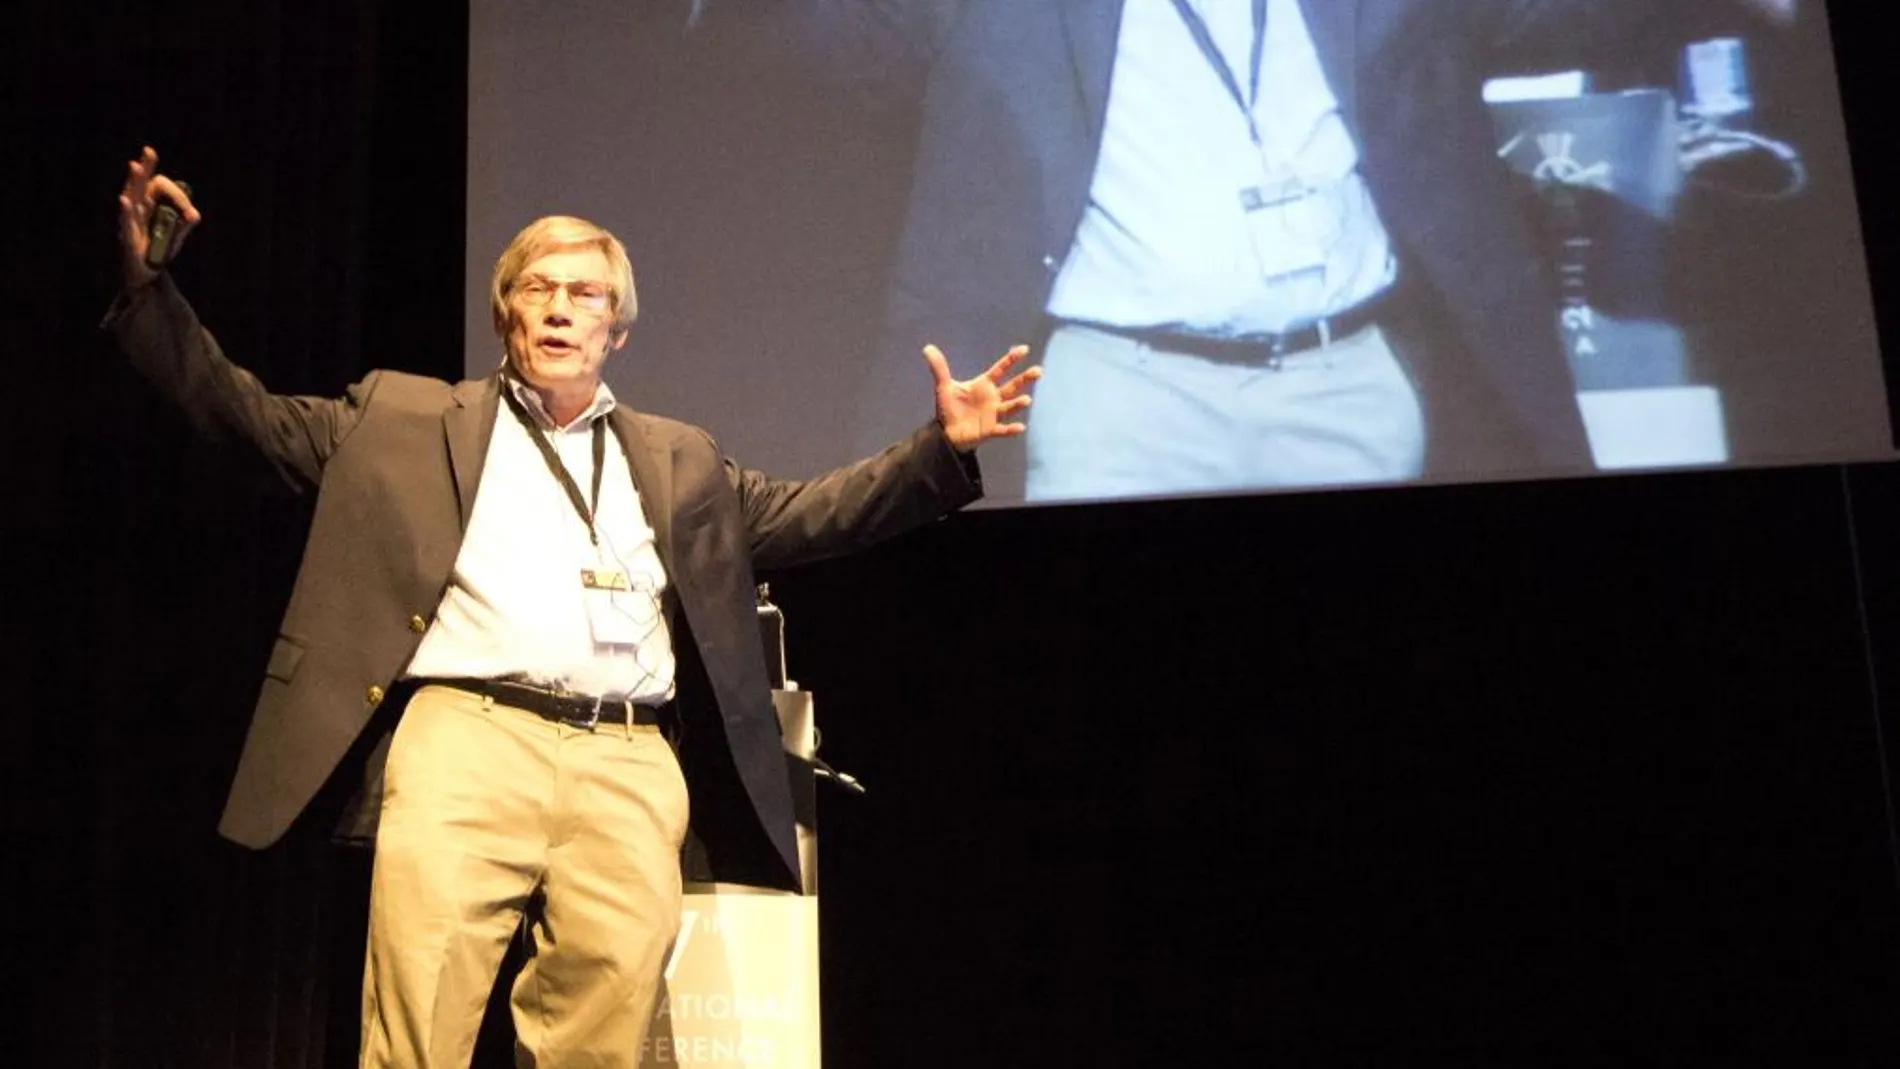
[1579,385,1730,469]
[640,890,822,1068]
[641,690,821,1068]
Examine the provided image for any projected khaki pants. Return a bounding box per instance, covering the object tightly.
[359,684,689,1068]
[1026,321,1426,501]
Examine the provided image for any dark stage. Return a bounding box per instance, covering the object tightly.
[11,2,1900,1064]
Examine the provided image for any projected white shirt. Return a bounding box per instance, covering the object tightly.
[1047,0,1397,335]
[403,376,676,703]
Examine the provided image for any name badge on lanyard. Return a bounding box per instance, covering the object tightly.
[582,559,653,647]
[501,384,658,649]
[1172,0,1328,286]
[1241,172,1328,287]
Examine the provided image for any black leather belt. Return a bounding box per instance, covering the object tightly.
[424,677,672,730]
[1097,287,1392,366]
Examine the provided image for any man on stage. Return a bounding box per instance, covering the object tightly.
[108,146,1037,1067]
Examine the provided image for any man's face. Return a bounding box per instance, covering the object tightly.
[503,245,628,398]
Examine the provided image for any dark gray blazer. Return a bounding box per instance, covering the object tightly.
[108,275,981,889]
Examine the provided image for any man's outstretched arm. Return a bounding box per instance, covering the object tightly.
[106,146,370,494]
[734,342,1040,569]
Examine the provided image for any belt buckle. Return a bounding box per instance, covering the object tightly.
[1266,333,1288,371]
[1267,318,1331,369]
[579,694,605,730]
[548,681,603,730]
[582,694,638,730]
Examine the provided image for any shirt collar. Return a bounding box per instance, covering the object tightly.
[502,372,617,433]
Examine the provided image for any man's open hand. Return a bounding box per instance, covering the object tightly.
[927,343,1041,453]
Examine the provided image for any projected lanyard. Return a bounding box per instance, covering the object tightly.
[502,385,647,646]
[1170,0,1329,285]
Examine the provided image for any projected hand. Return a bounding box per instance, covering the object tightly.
[927,343,1040,453]
[117,145,201,290]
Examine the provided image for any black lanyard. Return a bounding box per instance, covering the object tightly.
[502,384,607,549]
[1169,0,1270,143]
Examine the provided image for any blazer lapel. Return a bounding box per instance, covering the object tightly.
[445,376,500,529]
[610,408,677,576]
[1299,0,1358,130]
[1066,1,1355,135]
[1063,0,1124,137]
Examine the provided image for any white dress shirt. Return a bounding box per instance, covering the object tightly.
[403,376,676,703]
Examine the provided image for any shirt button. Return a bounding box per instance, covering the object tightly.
[366,685,386,706]
[408,614,428,634]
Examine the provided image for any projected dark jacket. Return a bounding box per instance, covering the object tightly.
[106,275,981,890]
[730,0,1720,478]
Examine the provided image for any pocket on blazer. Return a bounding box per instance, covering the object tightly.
[265,636,306,683]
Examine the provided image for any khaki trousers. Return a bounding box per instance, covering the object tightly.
[359,684,690,1068]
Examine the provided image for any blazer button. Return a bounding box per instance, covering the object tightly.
[408,614,428,634]
[366,685,386,706]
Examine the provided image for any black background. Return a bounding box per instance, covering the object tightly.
[10,2,1900,1065]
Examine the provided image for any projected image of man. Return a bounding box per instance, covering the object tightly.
[1032,0,1422,498]
[702,0,1799,503]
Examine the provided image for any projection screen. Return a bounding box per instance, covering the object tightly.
[467,0,1890,507]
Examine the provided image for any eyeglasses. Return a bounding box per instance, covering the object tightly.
[512,274,613,315]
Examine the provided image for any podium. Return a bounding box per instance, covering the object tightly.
[1488,86,1732,470]
[640,688,824,1068]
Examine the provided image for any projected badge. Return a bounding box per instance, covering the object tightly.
[1241,179,1328,287]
